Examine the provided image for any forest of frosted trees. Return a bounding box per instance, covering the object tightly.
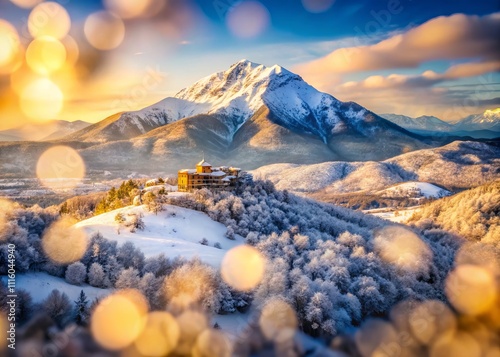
[407,180,500,243]
[1,178,498,355]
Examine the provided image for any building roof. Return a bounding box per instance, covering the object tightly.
[196,159,212,167]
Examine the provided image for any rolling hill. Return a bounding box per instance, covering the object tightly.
[251,141,500,201]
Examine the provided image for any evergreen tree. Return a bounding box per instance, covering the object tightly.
[74,290,89,326]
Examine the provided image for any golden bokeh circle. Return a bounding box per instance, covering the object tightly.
[41,217,88,264]
[26,36,67,75]
[259,299,298,340]
[445,264,497,316]
[134,311,180,357]
[0,19,23,75]
[9,0,43,9]
[20,78,64,120]
[36,145,86,190]
[91,291,148,350]
[84,11,125,51]
[28,2,71,40]
[221,245,265,291]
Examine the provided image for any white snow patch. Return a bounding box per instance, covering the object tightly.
[75,204,242,267]
[378,181,450,198]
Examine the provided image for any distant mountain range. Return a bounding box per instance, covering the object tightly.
[0,120,90,142]
[252,141,500,200]
[381,109,500,138]
[0,60,493,176]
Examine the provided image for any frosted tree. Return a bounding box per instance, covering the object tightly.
[88,262,107,288]
[115,267,140,289]
[225,226,235,240]
[43,290,72,327]
[142,254,171,277]
[74,290,89,326]
[117,241,145,271]
[65,262,87,285]
[139,272,163,310]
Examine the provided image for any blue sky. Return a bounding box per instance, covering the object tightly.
[0,0,499,127]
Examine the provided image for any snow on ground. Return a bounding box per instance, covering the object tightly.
[378,181,450,198]
[1,272,111,303]
[75,204,243,267]
[364,206,420,223]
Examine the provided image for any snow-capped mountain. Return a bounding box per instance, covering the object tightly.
[452,108,500,131]
[59,60,431,169]
[381,113,453,132]
[67,60,420,140]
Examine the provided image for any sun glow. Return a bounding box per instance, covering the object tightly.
[26,36,67,75]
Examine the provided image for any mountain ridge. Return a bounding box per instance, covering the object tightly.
[381,109,500,137]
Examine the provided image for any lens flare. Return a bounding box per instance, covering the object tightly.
[221,245,265,291]
[226,1,270,39]
[91,290,148,350]
[192,329,231,357]
[430,331,481,357]
[36,145,86,191]
[259,299,298,341]
[355,319,399,357]
[104,0,154,19]
[84,11,125,51]
[26,36,67,75]
[175,310,208,355]
[28,2,71,40]
[20,78,63,120]
[302,0,336,13]
[134,311,180,357]
[408,300,457,345]
[374,226,432,273]
[445,264,497,316]
[42,217,88,264]
[9,0,43,9]
[0,20,23,75]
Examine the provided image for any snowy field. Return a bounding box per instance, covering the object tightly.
[377,181,450,198]
[75,204,243,267]
[1,272,111,303]
[364,206,420,223]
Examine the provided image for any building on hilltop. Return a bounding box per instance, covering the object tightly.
[178,159,242,192]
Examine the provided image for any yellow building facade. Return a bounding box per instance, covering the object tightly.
[178,159,241,192]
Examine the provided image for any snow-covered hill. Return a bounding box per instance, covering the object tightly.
[1,272,110,303]
[252,141,500,197]
[377,182,450,199]
[75,204,242,267]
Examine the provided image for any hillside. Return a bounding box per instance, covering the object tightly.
[407,180,500,243]
[252,141,500,206]
[75,203,243,267]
